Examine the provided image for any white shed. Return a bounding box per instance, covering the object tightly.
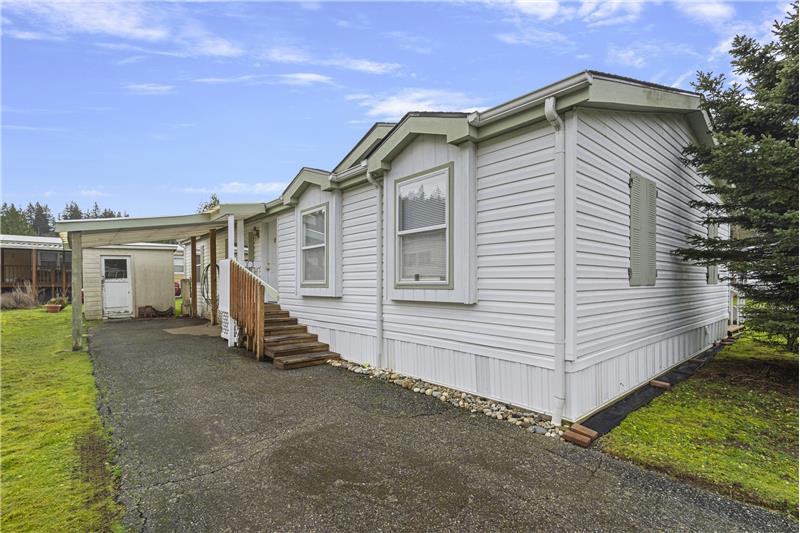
[82,243,177,320]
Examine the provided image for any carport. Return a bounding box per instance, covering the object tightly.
[55,203,270,351]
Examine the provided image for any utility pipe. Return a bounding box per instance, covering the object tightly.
[366,171,384,368]
[545,96,567,427]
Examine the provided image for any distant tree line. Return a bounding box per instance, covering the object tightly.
[0,201,128,236]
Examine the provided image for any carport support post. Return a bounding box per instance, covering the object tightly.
[70,232,82,351]
[209,229,218,325]
[227,215,235,348]
[31,248,38,303]
[190,236,198,318]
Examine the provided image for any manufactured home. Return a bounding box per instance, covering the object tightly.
[56,71,729,423]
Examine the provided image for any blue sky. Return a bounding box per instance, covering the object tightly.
[1,0,788,218]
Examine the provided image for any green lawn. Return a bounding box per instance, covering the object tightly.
[1,308,122,532]
[601,335,799,516]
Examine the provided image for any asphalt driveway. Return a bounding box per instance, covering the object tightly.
[90,318,795,532]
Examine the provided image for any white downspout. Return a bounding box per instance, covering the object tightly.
[545,96,567,427]
[366,171,384,368]
[227,215,236,348]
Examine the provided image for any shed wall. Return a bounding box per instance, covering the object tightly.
[83,247,175,320]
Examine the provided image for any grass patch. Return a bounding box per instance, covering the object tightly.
[1,307,123,531]
[601,334,798,516]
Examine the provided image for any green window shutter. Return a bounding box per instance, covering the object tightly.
[629,171,657,286]
[707,223,718,284]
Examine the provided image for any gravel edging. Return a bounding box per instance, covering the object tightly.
[328,359,567,438]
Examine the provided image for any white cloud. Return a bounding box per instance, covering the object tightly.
[183,182,287,195]
[674,1,735,24]
[607,41,701,69]
[3,124,66,132]
[262,46,399,74]
[5,2,169,42]
[671,70,695,88]
[192,74,267,84]
[262,45,312,63]
[323,57,399,75]
[116,55,146,66]
[126,83,174,95]
[496,27,572,46]
[384,31,433,54]
[488,0,644,26]
[80,188,110,198]
[348,89,483,121]
[607,45,647,68]
[3,29,64,41]
[4,1,242,58]
[278,73,334,86]
[578,1,644,27]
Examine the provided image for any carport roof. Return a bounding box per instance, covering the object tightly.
[54,202,270,248]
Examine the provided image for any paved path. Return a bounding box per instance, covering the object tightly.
[90,318,795,532]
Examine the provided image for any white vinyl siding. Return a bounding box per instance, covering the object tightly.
[396,167,449,284]
[629,171,657,286]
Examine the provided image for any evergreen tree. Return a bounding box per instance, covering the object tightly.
[0,203,34,235]
[60,201,84,220]
[675,3,798,351]
[197,193,220,213]
[24,202,55,236]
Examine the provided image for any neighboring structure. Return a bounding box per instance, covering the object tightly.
[0,234,175,318]
[1,234,72,302]
[82,243,177,320]
[56,71,730,423]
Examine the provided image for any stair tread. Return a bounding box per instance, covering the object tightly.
[274,351,340,370]
[264,333,317,344]
[267,341,329,354]
[264,323,306,330]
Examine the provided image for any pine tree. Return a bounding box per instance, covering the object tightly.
[60,201,84,220]
[0,203,34,235]
[197,193,220,213]
[24,202,55,236]
[675,3,798,351]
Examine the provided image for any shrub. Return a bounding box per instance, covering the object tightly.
[1,282,37,309]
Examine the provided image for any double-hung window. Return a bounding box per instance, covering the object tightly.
[301,205,327,285]
[396,165,450,285]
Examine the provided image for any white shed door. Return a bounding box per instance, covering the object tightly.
[102,256,132,318]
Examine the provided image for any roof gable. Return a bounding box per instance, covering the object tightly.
[282,167,332,205]
[333,122,395,173]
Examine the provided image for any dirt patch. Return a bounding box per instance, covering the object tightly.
[74,430,122,528]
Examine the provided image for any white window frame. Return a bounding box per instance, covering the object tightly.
[300,203,328,287]
[395,163,453,288]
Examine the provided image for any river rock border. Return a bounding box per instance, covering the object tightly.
[328,359,566,439]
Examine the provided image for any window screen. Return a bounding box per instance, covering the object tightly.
[104,258,128,280]
[629,171,657,286]
[397,168,449,283]
[301,206,327,284]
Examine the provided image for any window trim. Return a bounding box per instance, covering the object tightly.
[394,162,454,289]
[300,202,329,288]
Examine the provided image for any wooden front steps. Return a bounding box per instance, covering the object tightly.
[259,304,339,370]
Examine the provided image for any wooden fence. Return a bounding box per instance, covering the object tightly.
[229,260,265,360]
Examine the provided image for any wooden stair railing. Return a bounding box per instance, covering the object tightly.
[229,259,274,360]
[227,260,338,369]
